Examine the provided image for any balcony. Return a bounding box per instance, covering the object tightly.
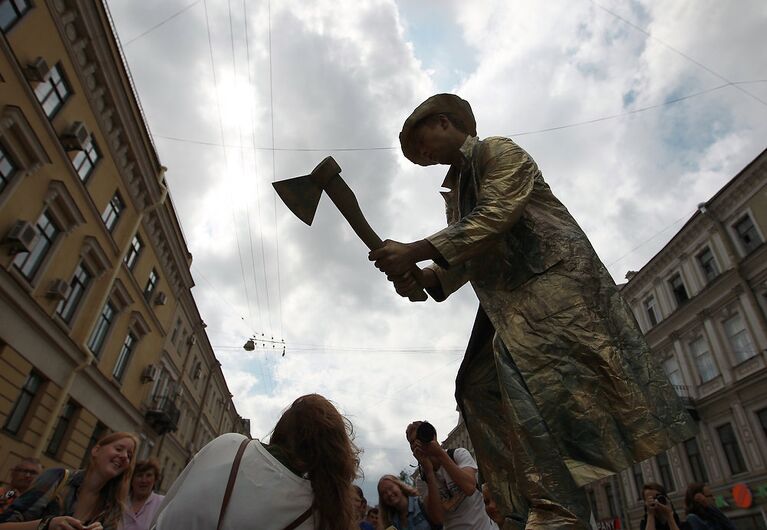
[673,385,699,421]
[145,396,180,435]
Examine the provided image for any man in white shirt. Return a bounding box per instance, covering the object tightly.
[407,421,498,530]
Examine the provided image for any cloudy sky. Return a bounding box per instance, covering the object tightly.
[106,0,767,502]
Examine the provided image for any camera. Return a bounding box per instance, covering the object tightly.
[655,494,668,505]
[416,421,437,444]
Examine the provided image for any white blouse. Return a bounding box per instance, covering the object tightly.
[152,433,314,530]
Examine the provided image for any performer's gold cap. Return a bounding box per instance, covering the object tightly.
[399,93,477,166]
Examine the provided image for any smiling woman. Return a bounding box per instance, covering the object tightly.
[0,432,139,530]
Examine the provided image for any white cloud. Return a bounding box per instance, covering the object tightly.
[108,0,767,502]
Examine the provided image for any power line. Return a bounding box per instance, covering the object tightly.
[606,210,694,268]
[153,78,754,151]
[267,0,285,341]
[203,0,255,332]
[123,0,202,45]
[590,0,767,108]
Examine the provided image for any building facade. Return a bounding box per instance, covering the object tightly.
[0,0,248,492]
[586,149,767,530]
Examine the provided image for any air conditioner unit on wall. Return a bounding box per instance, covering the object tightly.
[46,279,70,300]
[154,292,167,306]
[25,57,49,82]
[3,220,37,254]
[61,122,89,151]
[141,364,160,383]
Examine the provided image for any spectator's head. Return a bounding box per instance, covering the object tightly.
[270,394,360,530]
[685,482,714,515]
[352,485,368,521]
[86,432,139,528]
[9,458,42,493]
[130,459,160,500]
[377,475,419,526]
[366,507,379,526]
[482,483,503,525]
[405,421,441,469]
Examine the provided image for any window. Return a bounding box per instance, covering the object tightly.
[723,313,755,363]
[101,192,124,233]
[81,422,107,468]
[689,336,718,383]
[87,301,116,356]
[632,463,644,500]
[605,483,618,517]
[45,400,77,457]
[12,211,60,280]
[696,247,719,283]
[144,269,159,301]
[71,135,100,181]
[656,452,675,492]
[33,64,71,118]
[56,263,92,324]
[734,214,762,255]
[684,438,708,483]
[125,234,142,270]
[643,295,659,326]
[663,356,683,388]
[668,273,689,306]
[113,332,137,382]
[0,0,31,32]
[3,371,42,435]
[0,143,16,193]
[717,423,747,475]
[758,408,767,439]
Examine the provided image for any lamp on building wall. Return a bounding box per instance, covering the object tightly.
[243,338,255,351]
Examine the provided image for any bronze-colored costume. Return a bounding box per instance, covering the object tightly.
[421,134,697,529]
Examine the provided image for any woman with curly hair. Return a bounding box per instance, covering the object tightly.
[684,483,735,530]
[376,475,432,530]
[153,394,360,530]
[0,432,138,530]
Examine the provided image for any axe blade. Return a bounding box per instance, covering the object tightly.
[272,174,324,226]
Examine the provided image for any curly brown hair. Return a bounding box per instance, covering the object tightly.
[270,394,360,530]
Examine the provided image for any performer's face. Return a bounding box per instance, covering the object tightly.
[412,115,465,166]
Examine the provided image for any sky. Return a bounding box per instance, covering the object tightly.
[106,0,767,503]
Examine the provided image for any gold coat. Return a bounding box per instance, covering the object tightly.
[425,135,696,528]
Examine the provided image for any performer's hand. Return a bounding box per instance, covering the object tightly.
[388,271,418,297]
[369,240,416,276]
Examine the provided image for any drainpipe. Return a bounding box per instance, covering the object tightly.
[697,202,767,332]
[33,352,94,457]
[35,170,167,457]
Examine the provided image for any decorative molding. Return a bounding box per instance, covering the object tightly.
[80,235,110,276]
[110,278,133,311]
[43,180,85,232]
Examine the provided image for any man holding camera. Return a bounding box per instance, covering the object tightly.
[640,483,682,530]
[406,421,498,530]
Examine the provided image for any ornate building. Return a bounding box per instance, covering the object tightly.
[586,148,767,530]
[0,0,249,491]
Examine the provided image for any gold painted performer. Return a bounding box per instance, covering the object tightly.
[369,94,696,530]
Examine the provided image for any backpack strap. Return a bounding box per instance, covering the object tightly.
[282,505,312,530]
[216,437,251,530]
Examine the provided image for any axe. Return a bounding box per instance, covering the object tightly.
[272,156,428,302]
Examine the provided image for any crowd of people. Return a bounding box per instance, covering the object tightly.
[0,393,741,530]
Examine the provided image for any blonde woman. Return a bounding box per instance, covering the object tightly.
[0,432,138,530]
[377,475,432,530]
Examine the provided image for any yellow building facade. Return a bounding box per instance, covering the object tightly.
[0,0,248,490]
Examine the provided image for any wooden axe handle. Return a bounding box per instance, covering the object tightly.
[323,174,428,302]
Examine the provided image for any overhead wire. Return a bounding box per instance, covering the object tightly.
[123,0,202,46]
[267,0,285,341]
[606,210,694,268]
[590,0,767,108]
[243,0,275,344]
[152,78,763,151]
[202,0,256,332]
[227,0,266,339]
